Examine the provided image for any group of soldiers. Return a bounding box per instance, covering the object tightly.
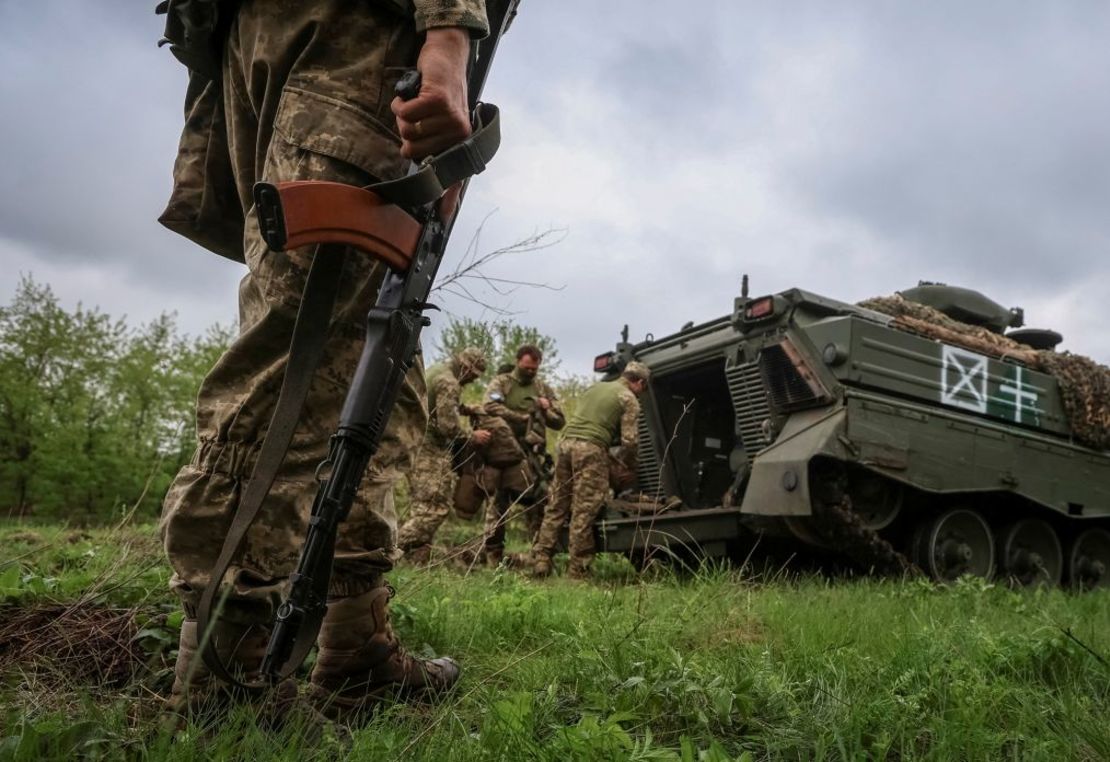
[397,344,651,579]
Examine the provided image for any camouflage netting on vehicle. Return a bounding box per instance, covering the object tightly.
[859,294,1110,450]
[1037,352,1110,450]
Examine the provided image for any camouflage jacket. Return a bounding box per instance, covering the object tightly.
[407,0,488,35]
[158,0,489,260]
[483,369,565,449]
[426,361,473,449]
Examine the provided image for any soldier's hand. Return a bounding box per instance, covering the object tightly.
[536,397,551,411]
[471,429,492,446]
[392,28,472,160]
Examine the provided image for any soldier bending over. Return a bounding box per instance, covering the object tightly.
[397,347,490,564]
[531,362,651,579]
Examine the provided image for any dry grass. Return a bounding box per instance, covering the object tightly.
[0,602,150,688]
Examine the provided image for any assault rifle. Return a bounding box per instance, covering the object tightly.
[196,0,521,688]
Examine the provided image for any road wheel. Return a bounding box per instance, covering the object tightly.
[914,509,995,582]
[998,519,1062,587]
[1067,528,1110,590]
[783,516,828,547]
[849,476,903,531]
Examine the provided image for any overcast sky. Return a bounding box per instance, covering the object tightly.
[2,1,1109,374]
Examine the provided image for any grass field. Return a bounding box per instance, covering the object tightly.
[2,520,1109,761]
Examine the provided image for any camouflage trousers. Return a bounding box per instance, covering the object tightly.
[396,444,456,550]
[482,489,545,554]
[482,458,547,554]
[159,0,424,623]
[532,439,609,571]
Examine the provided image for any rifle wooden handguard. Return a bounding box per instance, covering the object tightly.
[254,181,422,272]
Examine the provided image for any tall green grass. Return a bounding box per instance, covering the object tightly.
[2,522,1108,760]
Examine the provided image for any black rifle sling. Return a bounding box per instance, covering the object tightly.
[371,103,501,207]
[196,244,346,687]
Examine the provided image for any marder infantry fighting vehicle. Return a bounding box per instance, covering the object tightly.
[593,280,1110,587]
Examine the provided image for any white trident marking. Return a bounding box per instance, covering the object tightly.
[941,346,987,413]
[999,365,1038,423]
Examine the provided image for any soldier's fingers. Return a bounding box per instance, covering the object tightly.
[391,91,469,129]
[400,130,472,161]
[393,93,470,137]
[391,93,439,122]
[396,113,453,142]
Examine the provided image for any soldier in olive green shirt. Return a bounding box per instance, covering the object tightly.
[532,362,651,579]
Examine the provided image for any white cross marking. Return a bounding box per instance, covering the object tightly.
[999,365,1038,423]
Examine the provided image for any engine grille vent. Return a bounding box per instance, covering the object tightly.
[758,341,829,412]
[634,412,663,497]
[725,361,772,463]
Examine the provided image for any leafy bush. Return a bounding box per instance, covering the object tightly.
[0,276,230,522]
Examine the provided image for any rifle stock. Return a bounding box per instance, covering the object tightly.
[254,181,422,271]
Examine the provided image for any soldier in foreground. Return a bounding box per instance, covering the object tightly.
[397,347,491,565]
[156,0,488,721]
[531,362,651,579]
[481,345,565,565]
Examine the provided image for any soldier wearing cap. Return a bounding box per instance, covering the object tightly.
[397,347,491,564]
[531,361,651,579]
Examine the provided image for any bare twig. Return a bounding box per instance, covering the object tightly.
[432,210,567,315]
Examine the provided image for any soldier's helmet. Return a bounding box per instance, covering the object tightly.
[456,346,488,374]
[623,361,651,382]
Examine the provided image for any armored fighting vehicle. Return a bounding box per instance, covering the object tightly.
[594,280,1110,587]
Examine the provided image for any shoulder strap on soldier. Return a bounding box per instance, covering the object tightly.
[196,245,345,688]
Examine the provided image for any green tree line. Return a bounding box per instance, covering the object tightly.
[435,315,591,427]
[0,276,230,523]
[434,316,561,385]
[0,277,586,524]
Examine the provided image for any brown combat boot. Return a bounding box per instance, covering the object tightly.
[309,586,460,720]
[531,553,553,578]
[567,560,592,581]
[164,618,299,730]
[403,543,433,566]
[483,547,504,568]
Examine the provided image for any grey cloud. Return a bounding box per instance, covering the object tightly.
[2,1,1109,370]
[778,3,1110,293]
[0,2,215,289]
